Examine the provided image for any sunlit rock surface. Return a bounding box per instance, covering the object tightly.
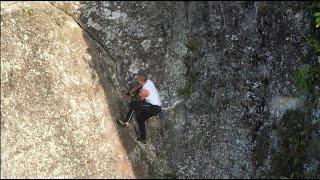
[1,2,141,178]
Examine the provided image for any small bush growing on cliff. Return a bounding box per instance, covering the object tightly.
[293,67,308,92]
[272,110,313,179]
[185,37,198,51]
[305,36,320,54]
[315,12,320,28]
[178,85,191,98]
[305,1,320,54]
[22,7,33,16]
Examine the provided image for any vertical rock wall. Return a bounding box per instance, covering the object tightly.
[1,1,319,179]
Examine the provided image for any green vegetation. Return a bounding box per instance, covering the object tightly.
[274,3,320,178]
[163,173,177,179]
[184,1,190,21]
[141,149,177,179]
[148,170,161,179]
[185,36,198,51]
[293,58,320,113]
[178,85,191,98]
[206,31,216,39]
[258,2,266,15]
[252,129,270,167]
[308,1,320,10]
[305,1,320,55]
[293,66,308,92]
[204,84,213,96]
[315,12,320,28]
[305,1,320,111]
[274,4,320,177]
[22,7,34,16]
[272,110,314,179]
[304,64,320,113]
[294,1,320,111]
[148,169,177,179]
[254,2,320,178]
[190,71,201,83]
[140,151,147,162]
[305,36,320,54]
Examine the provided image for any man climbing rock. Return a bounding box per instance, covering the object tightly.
[119,72,162,144]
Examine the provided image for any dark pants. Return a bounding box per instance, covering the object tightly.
[125,100,161,140]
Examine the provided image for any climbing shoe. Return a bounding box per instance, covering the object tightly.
[119,120,129,127]
[136,137,146,144]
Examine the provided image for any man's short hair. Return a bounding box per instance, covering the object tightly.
[137,71,147,81]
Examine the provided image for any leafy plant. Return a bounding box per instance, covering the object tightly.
[305,36,320,54]
[314,12,320,28]
[272,110,313,179]
[308,1,320,9]
[178,86,191,98]
[293,67,308,92]
[305,1,320,55]
[185,36,198,51]
[22,7,33,16]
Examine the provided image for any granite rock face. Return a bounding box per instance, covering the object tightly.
[1,2,147,178]
[1,1,319,179]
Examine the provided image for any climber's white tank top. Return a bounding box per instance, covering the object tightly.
[142,80,162,106]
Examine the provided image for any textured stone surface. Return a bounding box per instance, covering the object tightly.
[1,1,319,179]
[1,2,146,178]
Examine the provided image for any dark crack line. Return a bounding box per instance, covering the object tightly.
[49,2,117,64]
[49,3,118,82]
[49,3,129,108]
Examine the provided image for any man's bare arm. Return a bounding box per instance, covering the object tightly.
[138,89,150,101]
[128,84,142,95]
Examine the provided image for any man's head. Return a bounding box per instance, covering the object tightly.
[136,72,147,85]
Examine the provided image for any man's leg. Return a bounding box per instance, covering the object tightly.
[131,101,153,142]
[136,111,147,141]
[119,101,137,126]
[120,101,149,127]
[128,101,161,143]
[119,109,134,126]
[136,106,161,142]
[125,109,134,123]
[151,105,161,117]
